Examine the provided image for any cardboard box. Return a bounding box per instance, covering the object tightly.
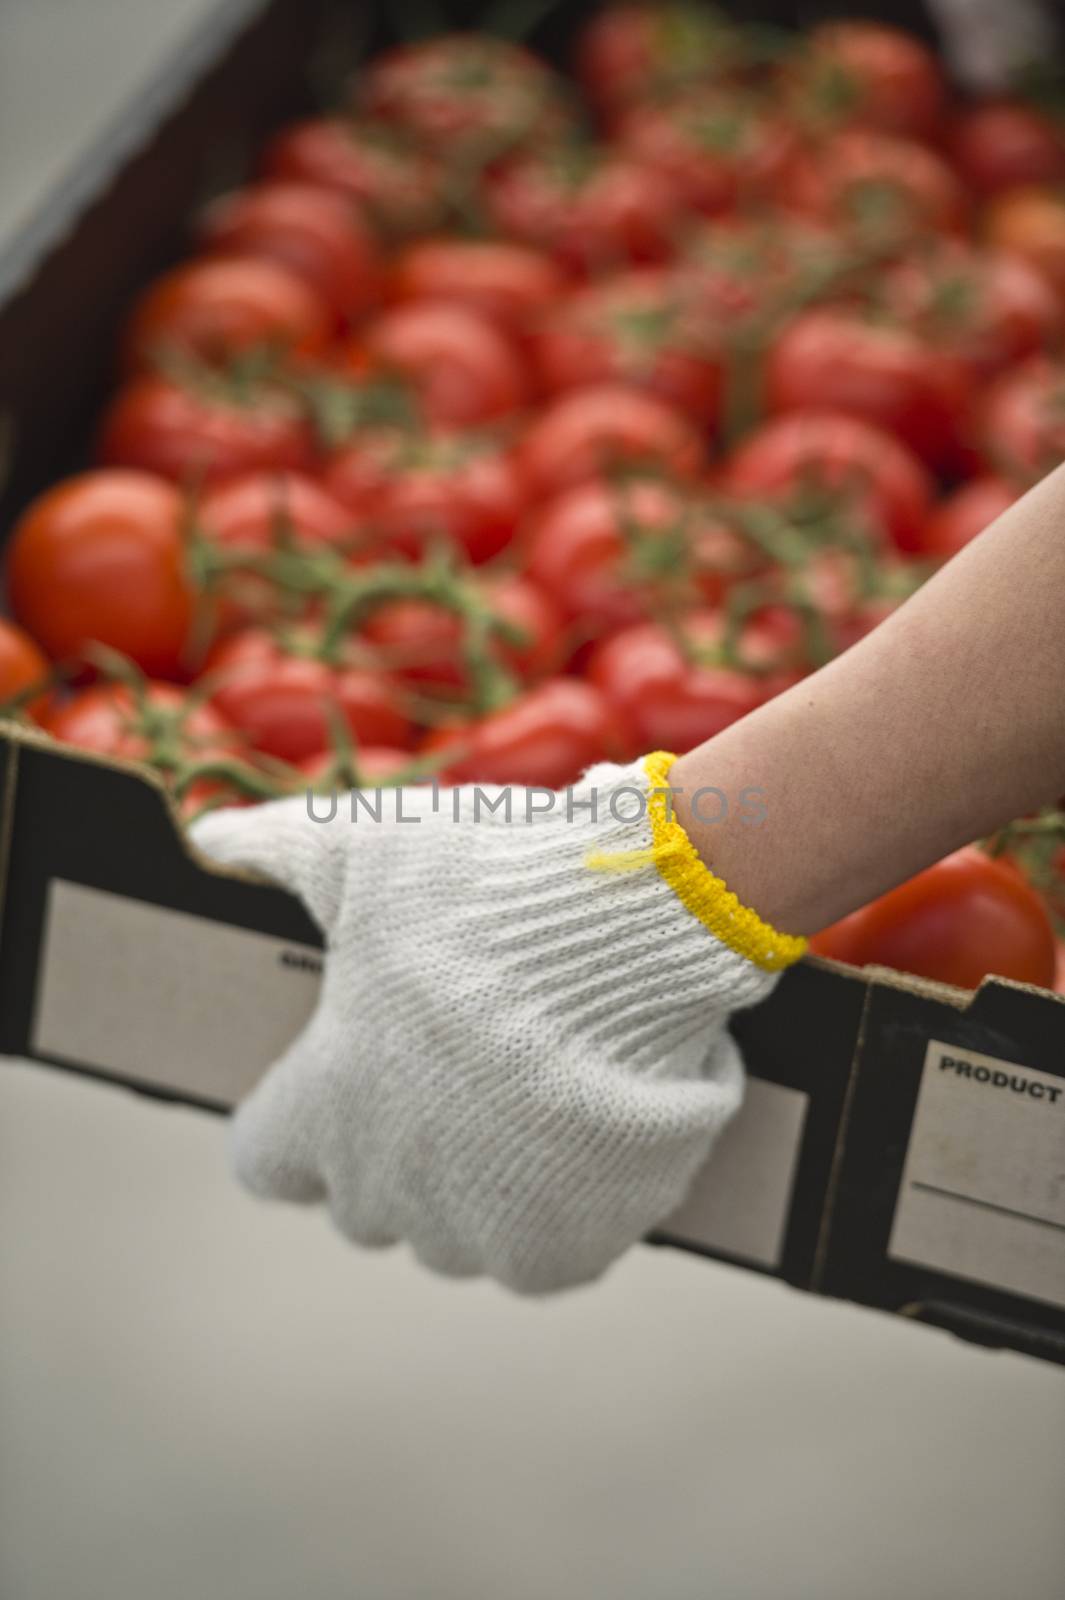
[1,0,1062,1366]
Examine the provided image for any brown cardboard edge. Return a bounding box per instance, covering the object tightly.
[0,715,281,893]
[805,958,1065,1298]
[5,719,1062,1007]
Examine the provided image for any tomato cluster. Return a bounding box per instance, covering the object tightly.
[5,8,1065,987]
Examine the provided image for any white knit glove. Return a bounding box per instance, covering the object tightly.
[191,754,804,1294]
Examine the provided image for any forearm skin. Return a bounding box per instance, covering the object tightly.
[673,462,1065,936]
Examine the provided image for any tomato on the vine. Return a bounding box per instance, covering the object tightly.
[98,372,315,487]
[587,611,766,757]
[950,101,1065,197]
[123,257,332,370]
[788,129,967,244]
[574,2,745,122]
[676,214,851,329]
[197,182,382,327]
[16,8,1065,1013]
[194,471,365,635]
[528,269,722,427]
[617,89,797,218]
[518,383,705,501]
[361,574,562,696]
[386,237,565,335]
[879,241,1062,380]
[485,144,684,275]
[207,628,412,762]
[197,470,358,556]
[324,427,524,565]
[42,680,227,762]
[523,476,761,633]
[764,306,968,469]
[422,677,619,790]
[725,410,933,554]
[7,470,196,678]
[353,301,530,427]
[355,34,572,162]
[789,20,945,143]
[810,846,1057,990]
[42,681,255,816]
[260,117,446,238]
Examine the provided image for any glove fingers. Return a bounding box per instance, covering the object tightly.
[229,1014,334,1204]
[410,1234,481,1281]
[326,1201,399,1252]
[190,797,346,935]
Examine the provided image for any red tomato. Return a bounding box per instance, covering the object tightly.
[791,20,945,142]
[951,101,1065,197]
[42,681,249,816]
[980,357,1065,482]
[207,629,412,762]
[355,34,570,160]
[587,613,765,757]
[810,846,1057,991]
[123,257,332,370]
[386,237,565,335]
[575,1,743,120]
[528,270,722,427]
[195,471,364,634]
[423,678,618,789]
[764,307,968,469]
[0,618,49,713]
[789,129,967,243]
[298,743,415,785]
[677,214,851,327]
[518,384,705,501]
[7,471,195,678]
[197,470,358,555]
[361,574,562,695]
[725,410,933,555]
[260,117,445,237]
[617,90,797,218]
[880,242,1062,380]
[98,373,314,487]
[985,187,1065,299]
[354,301,530,427]
[324,428,524,565]
[197,182,381,326]
[523,476,759,632]
[788,544,914,659]
[485,145,684,275]
[43,680,230,762]
[919,477,1019,561]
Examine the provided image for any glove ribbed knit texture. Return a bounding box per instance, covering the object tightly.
[192,758,786,1293]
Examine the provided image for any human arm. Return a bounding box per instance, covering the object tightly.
[191,462,1065,1292]
[674,459,1065,935]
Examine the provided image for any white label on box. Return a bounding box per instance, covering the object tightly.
[32,879,321,1105]
[889,1039,1065,1310]
[662,1076,808,1270]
